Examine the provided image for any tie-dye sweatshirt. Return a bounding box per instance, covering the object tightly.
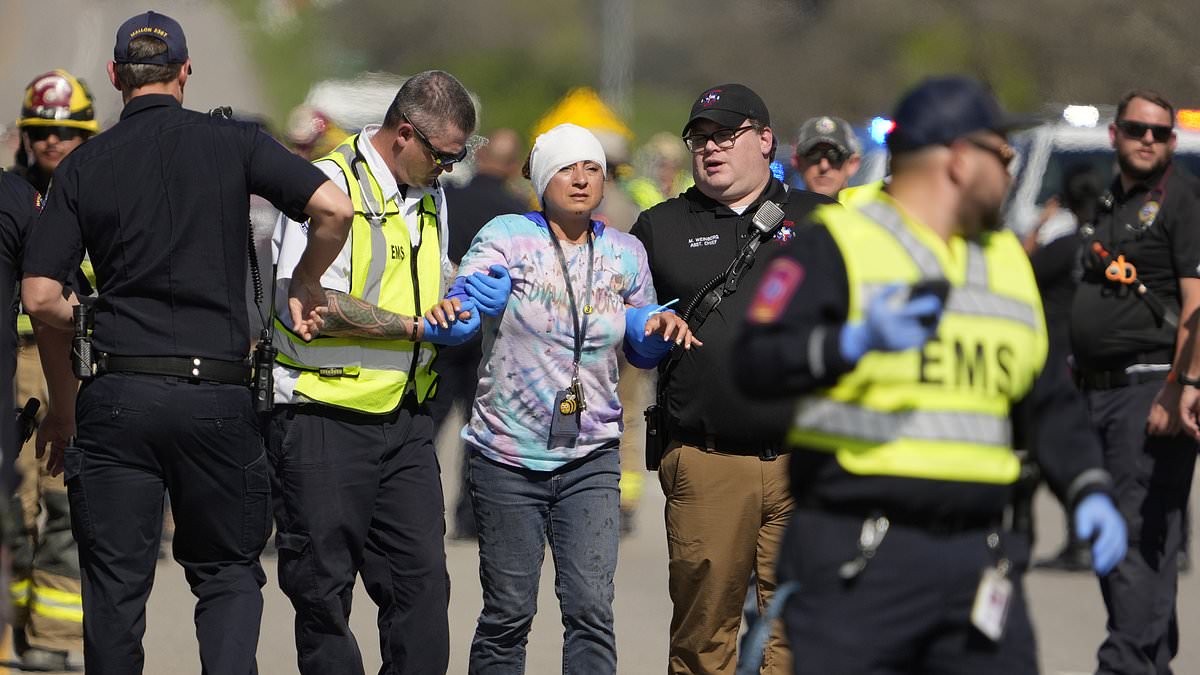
[457,212,657,471]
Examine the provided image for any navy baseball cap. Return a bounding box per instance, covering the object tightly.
[113,11,189,66]
[886,76,1035,154]
[684,84,770,135]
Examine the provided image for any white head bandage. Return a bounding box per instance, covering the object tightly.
[529,123,607,202]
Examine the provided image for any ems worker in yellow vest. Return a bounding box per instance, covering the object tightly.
[734,76,1128,674]
[269,70,478,675]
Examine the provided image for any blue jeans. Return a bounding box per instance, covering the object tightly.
[467,447,620,674]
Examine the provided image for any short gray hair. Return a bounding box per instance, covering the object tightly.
[383,70,476,137]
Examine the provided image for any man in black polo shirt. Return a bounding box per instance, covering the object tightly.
[1070,89,1200,675]
[20,11,352,673]
[631,84,834,674]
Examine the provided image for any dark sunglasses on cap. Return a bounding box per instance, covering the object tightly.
[1116,120,1173,143]
[402,113,468,168]
[800,145,849,168]
[24,126,88,143]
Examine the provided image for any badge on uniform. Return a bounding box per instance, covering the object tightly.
[970,565,1012,642]
[1139,201,1160,228]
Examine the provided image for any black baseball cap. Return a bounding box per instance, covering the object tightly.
[886,76,1035,154]
[683,84,770,135]
[113,11,189,66]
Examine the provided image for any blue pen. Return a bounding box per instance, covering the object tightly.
[650,298,680,315]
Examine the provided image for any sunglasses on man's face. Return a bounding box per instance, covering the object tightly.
[1117,120,1173,143]
[800,146,849,168]
[402,113,468,168]
[24,126,87,143]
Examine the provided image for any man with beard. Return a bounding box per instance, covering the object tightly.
[1072,90,1200,675]
[734,76,1125,673]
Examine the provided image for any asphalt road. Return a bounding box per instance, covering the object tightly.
[130,428,1200,675]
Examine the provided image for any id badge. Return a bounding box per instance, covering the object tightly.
[970,566,1013,642]
[549,388,581,444]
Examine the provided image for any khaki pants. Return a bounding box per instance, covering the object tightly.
[8,343,83,653]
[659,442,794,674]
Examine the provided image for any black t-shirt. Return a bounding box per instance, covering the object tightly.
[1070,163,1200,368]
[0,170,39,492]
[443,174,525,265]
[23,94,327,362]
[631,178,834,445]
[1030,230,1082,349]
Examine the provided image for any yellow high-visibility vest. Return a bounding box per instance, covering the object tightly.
[276,133,441,413]
[788,194,1047,485]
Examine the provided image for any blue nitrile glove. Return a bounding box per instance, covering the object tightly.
[1074,493,1127,576]
[445,276,468,302]
[422,298,482,346]
[625,304,676,363]
[838,283,943,364]
[464,264,512,316]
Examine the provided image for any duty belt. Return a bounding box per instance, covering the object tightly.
[672,428,784,461]
[799,498,1002,537]
[1073,349,1173,390]
[95,354,250,385]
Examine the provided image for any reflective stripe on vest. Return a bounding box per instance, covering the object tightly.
[788,197,1046,485]
[856,201,1039,329]
[276,133,442,413]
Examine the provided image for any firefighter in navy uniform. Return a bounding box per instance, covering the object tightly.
[1074,90,1200,675]
[734,76,1127,674]
[20,11,353,674]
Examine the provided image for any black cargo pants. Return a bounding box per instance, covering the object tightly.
[66,373,271,675]
[267,398,450,675]
[1085,381,1197,675]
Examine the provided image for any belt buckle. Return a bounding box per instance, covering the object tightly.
[760,446,779,461]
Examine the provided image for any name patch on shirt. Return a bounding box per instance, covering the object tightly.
[688,234,720,248]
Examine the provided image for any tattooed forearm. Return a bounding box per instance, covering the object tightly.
[319,290,417,339]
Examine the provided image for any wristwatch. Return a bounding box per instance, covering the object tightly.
[1176,371,1200,387]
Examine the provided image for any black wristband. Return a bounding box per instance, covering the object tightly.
[1178,371,1200,387]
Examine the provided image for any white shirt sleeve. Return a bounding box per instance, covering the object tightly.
[272,158,354,331]
[436,183,452,296]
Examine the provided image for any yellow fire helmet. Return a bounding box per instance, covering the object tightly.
[19,69,99,134]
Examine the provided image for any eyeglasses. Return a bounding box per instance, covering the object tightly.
[24,126,88,143]
[402,113,468,168]
[1116,120,1173,143]
[800,146,849,168]
[682,125,758,153]
[963,136,1016,169]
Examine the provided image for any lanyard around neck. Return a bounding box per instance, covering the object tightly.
[545,220,596,370]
